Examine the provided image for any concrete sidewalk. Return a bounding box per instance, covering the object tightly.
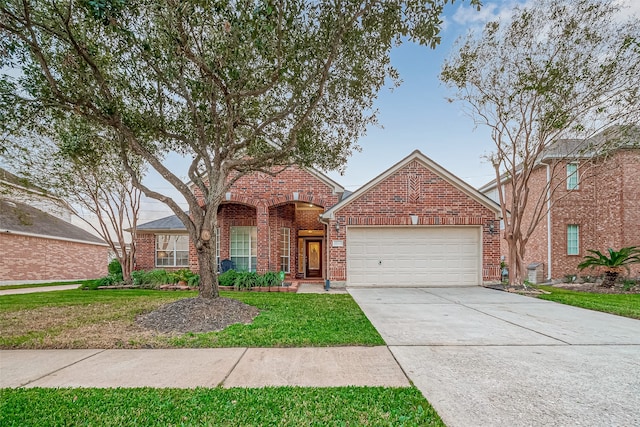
[0,346,409,389]
[0,284,81,295]
[349,286,640,427]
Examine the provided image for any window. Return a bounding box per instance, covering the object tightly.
[280,228,290,273]
[156,235,189,267]
[567,163,579,190]
[567,225,579,255]
[230,226,257,272]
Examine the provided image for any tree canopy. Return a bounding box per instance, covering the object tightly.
[1,0,478,297]
[441,0,640,285]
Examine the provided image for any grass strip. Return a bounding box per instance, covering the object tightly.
[535,286,640,319]
[0,290,384,348]
[0,386,444,427]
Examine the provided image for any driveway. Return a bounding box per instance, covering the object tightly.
[349,287,640,427]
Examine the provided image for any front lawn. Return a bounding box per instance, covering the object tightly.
[0,386,444,427]
[535,286,640,319]
[0,290,384,348]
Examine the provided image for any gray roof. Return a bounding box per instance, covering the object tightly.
[478,126,640,192]
[137,213,187,231]
[0,198,106,244]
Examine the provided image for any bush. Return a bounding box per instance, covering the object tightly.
[262,271,280,287]
[170,269,197,285]
[234,272,259,290]
[107,259,123,279]
[131,269,172,289]
[188,273,200,288]
[218,270,238,287]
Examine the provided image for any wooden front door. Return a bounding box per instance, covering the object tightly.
[305,240,322,278]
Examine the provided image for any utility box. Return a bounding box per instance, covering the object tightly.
[527,262,544,284]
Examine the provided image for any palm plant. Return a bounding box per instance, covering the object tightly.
[577,247,640,287]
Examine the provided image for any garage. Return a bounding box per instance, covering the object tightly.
[347,226,481,287]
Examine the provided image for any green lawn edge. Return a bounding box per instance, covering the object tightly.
[0,386,444,427]
[535,285,640,319]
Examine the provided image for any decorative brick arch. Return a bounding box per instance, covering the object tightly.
[266,195,327,210]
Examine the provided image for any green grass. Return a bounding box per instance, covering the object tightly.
[170,292,384,347]
[0,387,444,427]
[535,286,640,319]
[0,290,384,348]
[0,280,98,290]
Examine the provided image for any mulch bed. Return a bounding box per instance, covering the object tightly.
[136,297,260,334]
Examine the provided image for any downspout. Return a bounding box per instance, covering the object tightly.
[546,163,552,281]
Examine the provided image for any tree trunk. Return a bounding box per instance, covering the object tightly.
[601,271,618,288]
[506,233,526,286]
[196,240,219,299]
[120,250,134,285]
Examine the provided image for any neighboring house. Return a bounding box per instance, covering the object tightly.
[479,129,640,281]
[0,199,109,283]
[0,167,74,222]
[135,150,502,287]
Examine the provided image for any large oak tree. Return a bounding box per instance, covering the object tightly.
[441,0,640,285]
[1,0,478,297]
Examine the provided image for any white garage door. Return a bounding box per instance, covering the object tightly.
[347,227,481,287]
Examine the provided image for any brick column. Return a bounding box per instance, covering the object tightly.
[256,204,270,273]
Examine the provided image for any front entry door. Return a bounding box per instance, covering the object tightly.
[306,240,322,278]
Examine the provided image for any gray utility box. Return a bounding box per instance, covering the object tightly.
[527,262,545,284]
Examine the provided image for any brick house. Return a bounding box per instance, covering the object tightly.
[0,199,109,283]
[135,150,502,286]
[479,130,640,281]
[0,169,109,283]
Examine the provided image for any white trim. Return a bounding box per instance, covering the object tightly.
[321,150,502,220]
[155,234,190,267]
[0,229,108,247]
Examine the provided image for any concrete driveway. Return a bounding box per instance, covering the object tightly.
[349,287,640,427]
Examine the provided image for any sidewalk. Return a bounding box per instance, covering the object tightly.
[0,347,409,389]
[0,284,81,296]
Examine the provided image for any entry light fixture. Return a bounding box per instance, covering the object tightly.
[334,222,340,233]
[487,220,497,235]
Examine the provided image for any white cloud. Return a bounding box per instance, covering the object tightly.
[451,0,526,27]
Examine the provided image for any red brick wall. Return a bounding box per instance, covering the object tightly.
[134,166,340,277]
[500,149,640,280]
[328,159,501,283]
[550,150,640,278]
[0,233,108,282]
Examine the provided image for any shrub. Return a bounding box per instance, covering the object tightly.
[262,271,280,287]
[234,272,259,290]
[218,270,238,287]
[107,258,123,279]
[170,269,197,284]
[578,246,640,287]
[188,274,200,288]
[131,269,172,289]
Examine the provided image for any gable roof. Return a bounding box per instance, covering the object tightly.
[0,198,106,245]
[321,150,502,220]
